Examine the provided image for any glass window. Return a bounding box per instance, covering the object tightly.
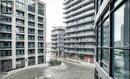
[28,0,35,12]
[114,0,123,8]
[101,48,109,73]
[97,48,101,64]
[113,4,129,47]
[98,27,101,47]
[38,3,44,15]
[102,49,109,64]
[113,49,130,79]
[102,18,110,47]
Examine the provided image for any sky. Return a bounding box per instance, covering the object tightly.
[41,0,65,43]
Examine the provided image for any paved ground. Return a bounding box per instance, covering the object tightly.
[44,60,95,79]
[2,59,95,79]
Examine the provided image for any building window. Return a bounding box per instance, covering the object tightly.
[38,3,44,15]
[102,18,110,47]
[113,4,129,48]
[28,0,35,12]
[98,27,101,47]
[112,1,130,79]
[113,49,130,79]
[101,48,109,73]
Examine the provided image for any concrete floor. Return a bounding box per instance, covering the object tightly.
[4,60,95,79]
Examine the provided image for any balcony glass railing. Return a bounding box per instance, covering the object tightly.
[16,45,24,48]
[16,22,24,25]
[16,2,25,11]
[64,0,91,13]
[16,50,24,55]
[0,25,11,32]
[0,46,11,49]
[28,36,35,40]
[28,46,35,48]
[66,25,94,33]
[38,24,44,28]
[28,43,35,48]
[0,50,12,57]
[38,37,43,40]
[65,3,94,18]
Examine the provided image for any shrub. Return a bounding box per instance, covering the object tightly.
[49,60,61,66]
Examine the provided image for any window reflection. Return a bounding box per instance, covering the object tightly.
[103,18,110,47]
[114,4,129,47]
[98,27,101,47]
[114,49,130,79]
[28,0,35,12]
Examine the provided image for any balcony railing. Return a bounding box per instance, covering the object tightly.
[16,46,24,48]
[0,28,11,33]
[66,25,94,33]
[66,10,94,23]
[64,3,94,18]
[64,0,92,13]
[66,17,94,27]
[65,32,95,38]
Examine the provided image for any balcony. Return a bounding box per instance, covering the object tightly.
[0,42,11,50]
[16,19,24,26]
[38,43,44,49]
[28,29,35,35]
[0,18,12,25]
[28,14,35,22]
[64,0,93,13]
[38,36,44,41]
[64,0,81,10]
[66,17,94,27]
[66,32,95,38]
[16,42,24,49]
[0,50,12,58]
[65,11,94,23]
[38,24,44,29]
[38,49,44,54]
[65,45,95,49]
[16,2,25,11]
[38,19,44,24]
[28,42,35,49]
[28,35,35,41]
[38,31,44,36]
[28,22,35,28]
[16,50,24,57]
[66,25,94,33]
[0,33,11,41]
[64,3,94,18]
[16,11,24,19]
[16,35,24,41]
[63,0,74,5]
[0,25,11,33]
[65,39,95,43]
[16,27,24,34]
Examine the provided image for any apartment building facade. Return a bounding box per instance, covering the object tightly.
[0,0,46,72]
[51,27,65,57]
[95,0,130,79]
[63,0,95,62]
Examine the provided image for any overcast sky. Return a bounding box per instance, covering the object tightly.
[41,0,65,43]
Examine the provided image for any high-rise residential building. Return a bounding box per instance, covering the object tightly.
[0,0,46,72]
[63,0,95,62]
[51,26,65,57]
[94,0,130,79]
